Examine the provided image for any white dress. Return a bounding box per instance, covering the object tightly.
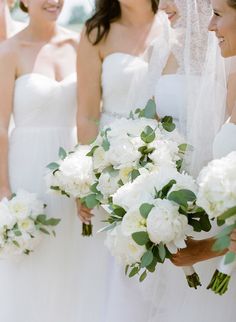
[0,73,107,322]
[147,74,236,322]
[100,53,157,322]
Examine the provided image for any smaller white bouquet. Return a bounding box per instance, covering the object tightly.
[197,151,236,295]
[0,190,60,257]
[46,145,95,236]
[102,167,211,288]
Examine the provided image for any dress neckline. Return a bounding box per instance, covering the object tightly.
[15,72,76,84]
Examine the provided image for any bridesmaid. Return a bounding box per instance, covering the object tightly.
[0,0,25,41]
[76,1,169,322]
[0,1,84,321]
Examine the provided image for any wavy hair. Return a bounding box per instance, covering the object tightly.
[86,0,159,45]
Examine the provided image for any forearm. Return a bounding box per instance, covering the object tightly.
[0,130,10,191]
[77,117,99,145]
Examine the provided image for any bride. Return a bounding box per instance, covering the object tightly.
[0,1,85,321]
[144,1,236,321]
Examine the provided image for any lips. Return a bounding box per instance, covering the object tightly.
[44,6,60,13]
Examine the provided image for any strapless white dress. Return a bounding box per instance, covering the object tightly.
[100,53,158,322]
[0,73,107,322]
[213,122,236,159]
[147,74,236,322]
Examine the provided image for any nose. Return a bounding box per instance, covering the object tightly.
[208,16,216,32]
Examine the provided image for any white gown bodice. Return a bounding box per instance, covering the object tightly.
[13,73,77,128]
[100,53,148,126]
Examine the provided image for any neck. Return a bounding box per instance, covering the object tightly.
[0,4,14,40]
[26,19,58,42]
[119,2,154,27]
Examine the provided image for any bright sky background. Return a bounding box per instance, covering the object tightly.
[60,0,94,23]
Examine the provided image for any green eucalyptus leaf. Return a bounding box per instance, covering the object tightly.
[47,162,60,171]
[139,270,148,282]
[224,252,236,265]
[129,266,139,278]
[158,243,166,262]
[132,231,149,246]
[168,189,196,207]
[143,99,157,119]
[84,194,100,209]
[139,203,154,219]
[212,235,230,252]
[58,147,67,160]
[141,250,154,268]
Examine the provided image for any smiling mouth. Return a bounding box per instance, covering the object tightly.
[44,6,60,13]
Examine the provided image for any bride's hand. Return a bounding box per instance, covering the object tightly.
[0,187,11,201]
[229,229,236,253]
[76,199,93,224]
[171,238,227,267]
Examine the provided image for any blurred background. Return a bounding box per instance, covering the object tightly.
[12,0,95,32]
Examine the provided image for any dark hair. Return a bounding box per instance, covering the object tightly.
[227,0,236,9]
[19,1,28,13]
[86,0,159,45]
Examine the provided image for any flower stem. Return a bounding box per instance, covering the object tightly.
[82,222,93,237]
[186,272,202,289]
[207,269,231,295]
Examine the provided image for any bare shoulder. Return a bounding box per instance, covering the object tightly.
[58,26,80,48]
[78,25,102,58]
[0,36,18,66]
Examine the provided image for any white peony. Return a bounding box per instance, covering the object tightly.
[92,146,110,172]
[58,146,94,198]
[149,140,180,169]
[106,137,141,169]
[146,199,189,253]
[0,199,16,229]
[105,225,146,265]
[197,152,236,220]
[121,207,147,236]
[97,171,120,199]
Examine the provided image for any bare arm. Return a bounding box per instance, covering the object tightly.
[171,237,227,267]
[0,0,7,41]
[76,28,102,144]
[0,44,16,199]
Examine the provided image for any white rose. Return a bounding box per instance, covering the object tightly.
[105,225,146,265]
[149,140,179,169]
[146,199,188,253]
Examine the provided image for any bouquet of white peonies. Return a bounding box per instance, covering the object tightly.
[197,151,236,295]
[46,145,95,236]
[86,99,187,207]
[102,167,211,288]
[0,190,60,258]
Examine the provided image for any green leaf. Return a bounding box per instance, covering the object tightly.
[216,224,236,239]
[13,240,20,248]
[132,231,149,246]
[39,227,50,235]
[178,143,188,154]
[47,162,60,171]
[161,116,176,132]
[189,218,202,232]
[45,218,61,226]
[212,235,230,252]
[86,145,99,157]
[36,214,47,224]
[125,265,130,275]
[199,215,212,232]
[90,182,99,194]
[102,138,110,151]
[129,266,139,278]
[218,206,236,222]
[224,252,236,265]
[130,169,140,182]
[168,189,196,207]
[139,203,154,219]
[139,270,148,282]
[141,126,156,144]
[84,194,100,209]
[146,256,158,272]
[58,147,67,160]
[143,99,157,119]
[141,250,154,268]
[158,180,177,199]
[158,243,166,262]
[113,206,126,217]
